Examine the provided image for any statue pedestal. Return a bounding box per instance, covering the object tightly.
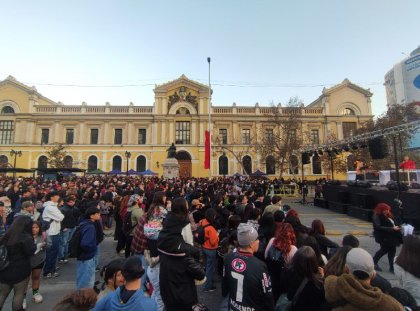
[162,158,179,179]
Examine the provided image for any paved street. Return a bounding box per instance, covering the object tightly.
[4,198,399,310]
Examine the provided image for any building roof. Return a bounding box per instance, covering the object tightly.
[154,74,210,94]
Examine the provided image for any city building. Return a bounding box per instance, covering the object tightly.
[384,46,420,108]
[0,75,373,178]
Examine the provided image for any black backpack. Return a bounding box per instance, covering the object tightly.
[0,244,9,271]
[122,211,134,236]
[194,224,210,245]
[68,224,86,258]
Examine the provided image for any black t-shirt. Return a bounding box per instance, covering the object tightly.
[222,251,275,311]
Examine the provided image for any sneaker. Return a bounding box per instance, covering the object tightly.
[32,292,43,303]
[374,264,382,272]
[44,272,60,278]
[22,298,27,309]
[203,286,216,292]
[58,259,69,264]
[95,267,100,272]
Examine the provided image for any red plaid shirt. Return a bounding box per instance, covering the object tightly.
[130,215,148,254]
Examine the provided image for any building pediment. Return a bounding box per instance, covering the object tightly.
[154,74,210,94]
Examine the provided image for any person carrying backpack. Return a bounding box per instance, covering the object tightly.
[198,208,219,292]
[123,194,145,259]
[76,207,101,289]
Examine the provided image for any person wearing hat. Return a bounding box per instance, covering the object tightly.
[324,248,405,311]
[222,223,275,311]
[76,207,101,289]
[42,191,64,278]
[14,200,40,221]
[93,256,157,311]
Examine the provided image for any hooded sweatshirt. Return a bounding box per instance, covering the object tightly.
[324,274,404,311]
[77,219,97,261]
[42,201,64,236]
[92,286,157,311]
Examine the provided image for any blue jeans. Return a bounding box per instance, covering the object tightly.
[76,257,96,289]
[58,229,74,260]
[203,248,217,290]
[147,264,164,311]
[44,234,60,275]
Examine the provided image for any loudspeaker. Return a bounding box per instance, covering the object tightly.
[337,191,349,203]
[302,153,310,164]
[348,206,373,221]
[326,180,341,186]
[329,202,349,214]
[386,181,409,191]
[357,193,373,209]
[314,198,328,209]
[347,180,357,187]
[368,137,389,159]
[357,181,372,188]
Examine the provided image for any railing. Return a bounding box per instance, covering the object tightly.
[62,106,82,113]
[110,107,130,113]
[35,106,57,113]
[213,107,233,114]
[86,106,105,113]
[133,107,153,113]
[304,108,323,114]
[237,107,255,114]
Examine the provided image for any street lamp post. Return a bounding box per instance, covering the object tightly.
[125,151,131,176]
[10,150,22,181]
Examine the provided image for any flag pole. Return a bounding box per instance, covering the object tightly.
[207,57,212,177]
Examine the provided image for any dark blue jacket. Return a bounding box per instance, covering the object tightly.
[78,219,97,261]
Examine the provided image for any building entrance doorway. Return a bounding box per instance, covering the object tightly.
[176,151,192,178]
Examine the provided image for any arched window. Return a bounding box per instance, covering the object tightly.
[1,106,14,114]
[265,156,276,175]
[312,154,322,174]
[136,155,146,172]
[242,155,252,175]
[289,155,299,174]
[38,156,48,169]
[87,156,98,172]
[343,108,355,116]
[112,156,122,171]
[0,155,8,168]
[347,154,356,171]
[63,155,73,168]
[219,155,228,175]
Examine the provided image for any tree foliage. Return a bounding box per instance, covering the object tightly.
[45,143,67,168]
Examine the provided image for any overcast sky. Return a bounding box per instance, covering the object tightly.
[1,0,418,117]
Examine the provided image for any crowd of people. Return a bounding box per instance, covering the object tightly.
[0,174,418,311]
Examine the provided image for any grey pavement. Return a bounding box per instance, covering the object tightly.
[4,198,399,310]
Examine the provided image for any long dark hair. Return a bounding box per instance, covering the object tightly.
[396,235,420,278]
[324,245,352,277]
[291,246,323,288]
[147,191,166,220]
[171,197,188,219]
[302,236,325,267]
[0,216,33,246]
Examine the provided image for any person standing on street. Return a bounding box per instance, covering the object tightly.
[222,223,275,311]
[76,207,101,289]
[42,191,64,278]
[58,195,80,264]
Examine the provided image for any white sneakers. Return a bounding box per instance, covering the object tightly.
[32,292,43,303]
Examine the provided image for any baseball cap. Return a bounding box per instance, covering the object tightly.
[346,248,375,276]
[237,223,258,247]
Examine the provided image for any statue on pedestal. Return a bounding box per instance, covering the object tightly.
[167,143,177,159]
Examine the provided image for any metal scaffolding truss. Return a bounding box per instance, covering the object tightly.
[300,119,420,154]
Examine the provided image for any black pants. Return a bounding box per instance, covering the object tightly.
[124,236,133,258]
[373,243,396,271]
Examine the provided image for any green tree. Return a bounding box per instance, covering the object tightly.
[45,143,67,168]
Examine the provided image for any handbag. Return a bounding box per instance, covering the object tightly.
[275,278,308,311]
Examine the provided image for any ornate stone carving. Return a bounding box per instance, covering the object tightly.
[168,86,198,112]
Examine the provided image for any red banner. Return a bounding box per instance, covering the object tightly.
[204,130,210,169]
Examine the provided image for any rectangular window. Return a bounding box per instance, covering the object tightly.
[114,128,123,145]
[219,129,228,145]
[138,129,146,145]
[310,129,319,145]
[242,129,251,144]
[41,129,49,144]
[265,128,274,144]
[0,121,13,145]
[343,122,357,138]
[66,129,74,144]
[90,129,99,145]
[288,129,297,143]
[175,121,190,144]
